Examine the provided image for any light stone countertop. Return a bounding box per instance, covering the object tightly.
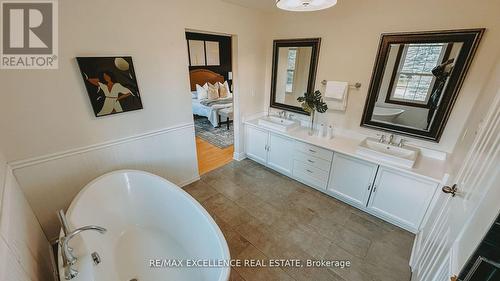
[244,118,449,184]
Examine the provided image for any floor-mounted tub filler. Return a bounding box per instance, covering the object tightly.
[57,170,230,281]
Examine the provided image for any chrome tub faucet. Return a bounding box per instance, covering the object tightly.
[58,210,107,280]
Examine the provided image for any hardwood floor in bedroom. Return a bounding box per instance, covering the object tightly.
[196,137,234,175]
[184,159,415,281]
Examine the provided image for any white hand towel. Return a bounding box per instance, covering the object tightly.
[325,81,348,100]
[326,95,348,111]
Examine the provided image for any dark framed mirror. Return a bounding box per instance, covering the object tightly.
[270,38,321,115]
[361,29,484,142]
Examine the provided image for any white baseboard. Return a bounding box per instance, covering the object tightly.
[233,152,247,161]
[179,175,201,187]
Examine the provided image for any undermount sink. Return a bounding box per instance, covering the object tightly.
[258,116,299,132]
[356,137,420,168]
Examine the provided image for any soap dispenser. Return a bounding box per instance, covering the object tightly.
[326,125,334,139]
[317,124,326,137]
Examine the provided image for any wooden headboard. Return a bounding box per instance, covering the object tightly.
[189,69,225,91]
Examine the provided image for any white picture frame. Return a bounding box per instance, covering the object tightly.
[205,41,220,66]
[188,40,206,66]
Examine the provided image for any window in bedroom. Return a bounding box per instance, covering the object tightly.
[387,43,449,107]
[285,48,298,93]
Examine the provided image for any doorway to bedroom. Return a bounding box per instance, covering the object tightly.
[186,31,235,175]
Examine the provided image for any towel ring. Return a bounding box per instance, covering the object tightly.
[321,80,362,89]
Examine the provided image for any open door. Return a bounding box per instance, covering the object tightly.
[410,89,500,281]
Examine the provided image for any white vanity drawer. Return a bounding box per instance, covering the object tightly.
[293,160,329,190]
[293,151,332,172]
[294,142,333,161]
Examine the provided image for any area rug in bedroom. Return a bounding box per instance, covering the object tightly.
[194,116,234,148]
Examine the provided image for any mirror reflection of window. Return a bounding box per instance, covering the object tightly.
[271,38,321,115]
[372,42,462,131]
[275,46,312,107]
[361,29,484,141]
[286,48,297,93]
[389,43,450,106]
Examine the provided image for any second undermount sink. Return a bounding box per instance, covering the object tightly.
[356,137,420,168]
[258,116,299,132]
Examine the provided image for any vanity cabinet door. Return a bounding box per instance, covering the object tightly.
[244,126,269,165]
[367,167,438,232]
[327,153,378,209]
[267,133,294,176]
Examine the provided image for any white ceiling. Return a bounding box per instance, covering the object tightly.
[221,0,278,11]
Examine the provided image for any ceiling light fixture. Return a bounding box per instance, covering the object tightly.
[276,0,337,12]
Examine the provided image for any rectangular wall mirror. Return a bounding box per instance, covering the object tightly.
[361,29,484,141]
[270,38,321,115]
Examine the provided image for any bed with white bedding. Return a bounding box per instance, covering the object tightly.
[189,69,233,127]
[192,96,233,127]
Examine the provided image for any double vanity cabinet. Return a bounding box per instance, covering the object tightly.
[244,121,441,233]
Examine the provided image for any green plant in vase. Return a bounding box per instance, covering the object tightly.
[297,90,328,135]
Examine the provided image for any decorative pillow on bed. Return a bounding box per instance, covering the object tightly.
[218,81,232,98]
[207,82,219,100]
[191,91,198,99]
[218,81,229,98]
[196,84,208,100]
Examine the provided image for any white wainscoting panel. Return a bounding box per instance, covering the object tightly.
[0,237,32,281]
[11,124,200,240]
[0,169,55,281]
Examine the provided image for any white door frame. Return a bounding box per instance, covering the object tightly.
[184,29,242,163]
[231,34,244,161]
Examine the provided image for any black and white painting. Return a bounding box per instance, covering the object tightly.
[77,56,143,117]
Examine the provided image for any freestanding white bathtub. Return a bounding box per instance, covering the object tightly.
[58,170,230,281]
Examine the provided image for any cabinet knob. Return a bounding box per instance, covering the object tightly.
[373,185,377,192]
[309,149,316,153]
[367,184,371,190]
[308,159,315,163]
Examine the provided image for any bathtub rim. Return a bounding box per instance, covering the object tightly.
[59,169,231,281]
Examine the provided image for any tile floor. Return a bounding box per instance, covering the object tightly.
[183,159,414,281]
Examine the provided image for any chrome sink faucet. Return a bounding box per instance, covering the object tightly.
[377,134,386,143]
[398,138,405,147]
[388,134,396,146]
[58,210,107,280]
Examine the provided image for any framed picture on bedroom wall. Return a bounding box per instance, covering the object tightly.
[205,41,220,66]
[188,39,221,67]
[188,40,206,66]
[76,56,143,117]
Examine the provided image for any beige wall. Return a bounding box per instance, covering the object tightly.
[0,0,269,238]
[0,0,268,162]
[1,0,499,243]
[264,0,500,153]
